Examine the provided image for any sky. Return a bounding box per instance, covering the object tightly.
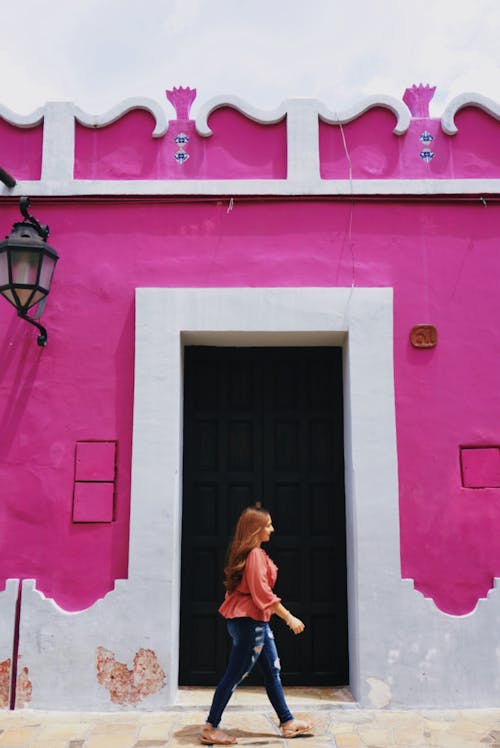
[1,0,499,118]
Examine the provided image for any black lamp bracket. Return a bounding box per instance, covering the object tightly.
[17,311,48,346]
[19,197,49,241]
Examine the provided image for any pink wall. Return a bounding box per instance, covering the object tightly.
[1,197,499,615]
[0,119,42,180]
[319,107,500,180]
[1,91,500,615]
[74,108,287,180]
[72,105,500,182]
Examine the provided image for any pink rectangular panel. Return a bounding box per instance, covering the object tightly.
[75,441,116,482]
[73,482,114,523]
[461,447,500,488]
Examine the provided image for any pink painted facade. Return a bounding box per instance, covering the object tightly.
[1,84,500,709]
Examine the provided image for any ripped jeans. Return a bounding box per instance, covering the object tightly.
[206,617,294,728]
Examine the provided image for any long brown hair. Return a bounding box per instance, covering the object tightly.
[224,506,270,593]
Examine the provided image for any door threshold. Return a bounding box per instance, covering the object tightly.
[176,686,356,710]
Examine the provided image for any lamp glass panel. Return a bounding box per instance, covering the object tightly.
[10,248,40,286]
[0,251,9,286]
[15,287,36,308]
[0,288,17,307]
[38,254,57,291]
[27,289,45,308]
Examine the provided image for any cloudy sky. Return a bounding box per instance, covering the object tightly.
[1,0,498,118]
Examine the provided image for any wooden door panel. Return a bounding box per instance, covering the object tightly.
[190,615,218,674]
[227,421,254,470]
[273,483,301,533]
[180,346,348,686]
[192,484,218,535]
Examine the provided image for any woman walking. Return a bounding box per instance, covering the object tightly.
[200,506,313,745]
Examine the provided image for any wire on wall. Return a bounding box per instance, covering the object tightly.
[336,117,356,294]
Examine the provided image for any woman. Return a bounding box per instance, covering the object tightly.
[200,506,313,745]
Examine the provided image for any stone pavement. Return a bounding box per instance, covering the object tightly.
[0,687,499,747]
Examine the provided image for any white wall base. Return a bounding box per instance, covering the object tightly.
[17,579,173,711]
[0,580,19,710]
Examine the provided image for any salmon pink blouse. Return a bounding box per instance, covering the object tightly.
[219,547,281,622]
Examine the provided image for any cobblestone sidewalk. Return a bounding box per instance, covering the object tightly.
[0,706,500,747]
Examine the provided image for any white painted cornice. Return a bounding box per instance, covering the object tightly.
[2,177,499,198]
[318,95,412,135]
[441,93,500,135]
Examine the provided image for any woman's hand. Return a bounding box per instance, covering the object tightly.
[286,615,305,635]
[271,602,306,634]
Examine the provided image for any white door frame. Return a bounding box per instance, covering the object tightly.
[129,286,399,704]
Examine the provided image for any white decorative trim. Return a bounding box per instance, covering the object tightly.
[285,99,321,182]
[318,95,412,135]
[442,93,500,135]
[130,286,400,708]
[74,97,169,138]
[41,102,76,182]
[0,103,44,128]
[2,178,499,198]
[195,95,288,136]
[0,95,499,196]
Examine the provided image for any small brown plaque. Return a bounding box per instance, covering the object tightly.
[410,324,437,348]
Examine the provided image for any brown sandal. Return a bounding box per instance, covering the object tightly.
[280,719,313,738]
[200,725,237,745]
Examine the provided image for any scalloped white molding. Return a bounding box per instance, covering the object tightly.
[18,578,122,615]
[1,94,499,195]
[403,575,500,618]
[318,95,411,135]
[441,93,500,135]
[74,97,169,138]
[195,97,322,181]
[0,103,44,128]
[195,94,288,136]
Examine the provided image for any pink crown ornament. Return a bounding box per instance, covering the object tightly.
[166,86,197,120]
[403,84,436,118]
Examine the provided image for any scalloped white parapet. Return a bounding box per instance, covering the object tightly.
[195,95,288,136]
[195,94,412,137]
[74,97,169,138]
[0,104,45,128]
[318,95,412,135]
[441,92,500,135]
[1,91,500,196]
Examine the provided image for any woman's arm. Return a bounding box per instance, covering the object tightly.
[271,601,305,635]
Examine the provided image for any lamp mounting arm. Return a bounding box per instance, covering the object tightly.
[19,196,49,240]
[17,311,48,346]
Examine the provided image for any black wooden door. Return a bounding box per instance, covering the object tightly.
[180,346,348,686]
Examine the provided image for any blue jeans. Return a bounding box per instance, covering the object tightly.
[206,617,294,728]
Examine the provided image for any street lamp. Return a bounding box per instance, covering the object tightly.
[0,197,59,346]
